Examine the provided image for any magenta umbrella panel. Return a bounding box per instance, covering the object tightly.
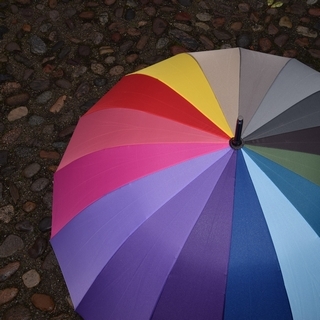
[51,48,320,320]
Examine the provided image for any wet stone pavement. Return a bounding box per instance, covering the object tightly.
[0,0,320,319]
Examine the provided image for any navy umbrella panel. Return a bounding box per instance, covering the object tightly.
[51,48,320,320]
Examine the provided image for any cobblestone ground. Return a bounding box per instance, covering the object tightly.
[0,0,320,319]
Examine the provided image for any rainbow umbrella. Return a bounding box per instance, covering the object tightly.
[51,48,320,320]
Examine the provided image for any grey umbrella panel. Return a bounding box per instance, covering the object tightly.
[243,58,320,138]
[244,91,320,140]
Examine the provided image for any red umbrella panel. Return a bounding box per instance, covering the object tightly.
[51,48,320,320]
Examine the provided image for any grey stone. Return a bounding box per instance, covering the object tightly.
[38,216,52,232]
[94,78,107,87]
[169,29,199,51]
[36,91,53,104]
[75,82,90,99]
[14,53,33,67]
[49,10,59,21]
[213,29,232,40]
[22,269,41,288]
[156,37,169,49]
[125,8,135,20]
[236,34,252,48]
[30,178,50,192]
[29,79,50,91]
[55,78,72,89]
[23,163,41,178]
[29,35,47,55]
[15,220,34,232]
[28,115,45,126]
[39,23,52,33]
[99,12,109,25]
[28,237,47,259]
[0,235,24,258]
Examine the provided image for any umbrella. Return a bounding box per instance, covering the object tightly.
[51,48,320,320]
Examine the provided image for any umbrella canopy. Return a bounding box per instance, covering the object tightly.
[51,48,320,320]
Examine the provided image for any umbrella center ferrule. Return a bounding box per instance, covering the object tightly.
[229,116,244,150]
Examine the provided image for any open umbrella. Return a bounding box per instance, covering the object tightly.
[51,48,320,320]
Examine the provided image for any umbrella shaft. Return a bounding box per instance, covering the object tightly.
[230,116,244,149]
[234,117,243,144]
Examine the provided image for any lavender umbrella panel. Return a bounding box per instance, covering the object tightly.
[51,48,320,320]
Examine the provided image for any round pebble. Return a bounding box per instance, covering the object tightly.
[22,269,40,288]
[55,78,72,89]
[49,9,59,21]
[109,65,124,76]
[94,78,108,86]
[1,81,21,94]
[28,237,47,259]
[28,115,45,126]
[30,178,50,192]
[125,8,135,20]
[7,107,28,121]
[0,205,14,223]
[297,26,317,38]
[105,56,116,64]
[0,288,19,306]
[259,37,272,51]
[153,17,167,35]
[23,201,37,213]
[31,293,55,311]
[0,235,24,258]
[50,95,66,113]
[279,16,292,28]
[275,33,289,47]
[174,23,193,32]
[29,35,47,55]
[23,163,41,178]
[2,127,22,144]
[91,63,105,75]
[43,192,53,209]
[72,65,88,78]
[156,37,169,49]
[29,79,50,91]
[42,250,58,270]
[6,42,21,52]
[5,93,30,106]
[38,216,52,232]
[196,12,211,21]
[99,12,109,25]
[0,262,20,282]
[238,3,250,12]
[15,220,34,232]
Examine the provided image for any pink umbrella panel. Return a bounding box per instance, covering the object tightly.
[51,48,320,320]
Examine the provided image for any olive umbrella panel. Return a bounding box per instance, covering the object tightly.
[51,48,320,320]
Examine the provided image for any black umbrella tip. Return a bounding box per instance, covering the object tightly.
[229,116,244,150]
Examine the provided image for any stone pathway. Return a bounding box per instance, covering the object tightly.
[0,0,319,319]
